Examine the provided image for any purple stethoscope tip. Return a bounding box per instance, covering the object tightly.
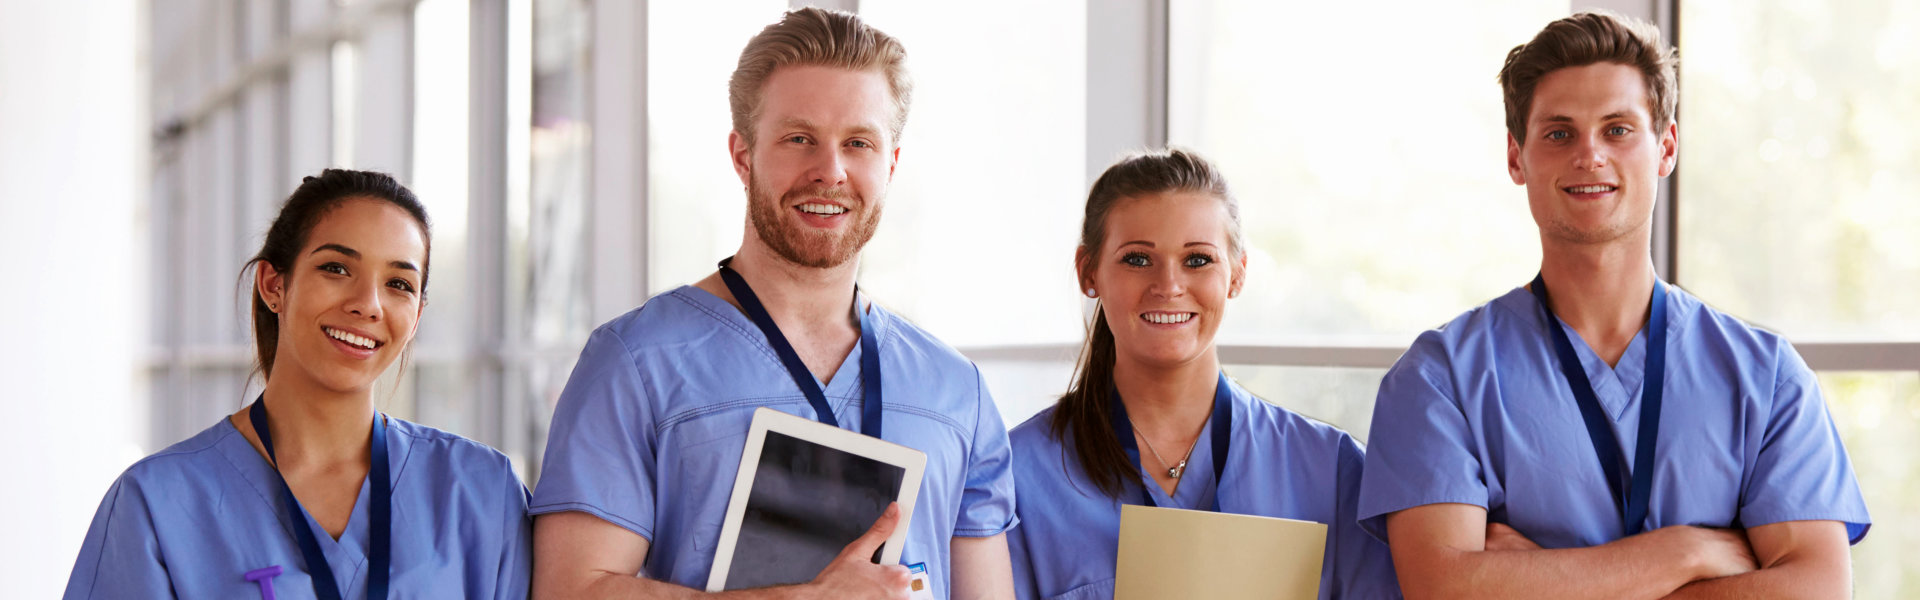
[244,565,284,600]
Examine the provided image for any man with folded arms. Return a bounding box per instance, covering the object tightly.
[1359,11,1869,599]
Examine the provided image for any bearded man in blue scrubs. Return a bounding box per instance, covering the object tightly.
[528,7,1017,600]
[1358,11,1870,598]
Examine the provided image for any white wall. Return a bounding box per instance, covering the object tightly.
[0,0,146,596]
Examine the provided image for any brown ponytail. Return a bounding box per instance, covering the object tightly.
[1050,147,1242,498]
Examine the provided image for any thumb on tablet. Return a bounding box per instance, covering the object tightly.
[840,502,900,564]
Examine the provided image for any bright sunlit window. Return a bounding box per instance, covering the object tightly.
[646,0,787,293]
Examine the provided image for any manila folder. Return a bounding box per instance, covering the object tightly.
[1114,504,1326,600]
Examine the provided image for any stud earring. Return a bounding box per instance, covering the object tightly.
[1086,288,1098,298]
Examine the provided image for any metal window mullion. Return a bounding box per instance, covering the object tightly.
[286,0,335,176]
[796,0,857,12]
[1658,0,1680,284]
[1798,342,1920,372]
[1085,0,1167,187]
[468,0,511,450]
[355,9,416,178]
[587,0,648,325]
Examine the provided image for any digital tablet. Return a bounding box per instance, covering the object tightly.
[706,407,927,592]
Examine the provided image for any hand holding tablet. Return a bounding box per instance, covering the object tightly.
[707,407,928,593]
[806,504,916,599]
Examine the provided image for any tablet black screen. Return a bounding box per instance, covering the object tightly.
[723,430,906,590]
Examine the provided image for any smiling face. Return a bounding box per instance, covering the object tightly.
[732,64,900,269]
[256,197,427,394]
[1082,191,1245,370]
[1509,62,1678,246]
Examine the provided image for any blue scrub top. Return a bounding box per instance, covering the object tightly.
[1007,378,1401,600]
[1359,284,1871,549]
[63,415,533,599]
[530,286,1018,600]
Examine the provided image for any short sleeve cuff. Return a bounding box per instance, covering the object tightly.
[528,500,656,542]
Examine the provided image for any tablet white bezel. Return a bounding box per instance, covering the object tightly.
[705,406,927,592]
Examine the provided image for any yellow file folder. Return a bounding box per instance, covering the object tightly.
[1115,504,1328,599]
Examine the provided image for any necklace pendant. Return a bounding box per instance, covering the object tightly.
[1168,463,1184,479]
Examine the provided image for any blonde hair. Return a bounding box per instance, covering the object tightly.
[1499,10,1678,144]
[728,7,912,146]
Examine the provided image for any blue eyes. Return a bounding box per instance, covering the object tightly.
[1120,252,1216,268]
[1544,126,1633,141]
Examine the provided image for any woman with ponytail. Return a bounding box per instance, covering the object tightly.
[1005,149,1400,599]
[65,169,531,599]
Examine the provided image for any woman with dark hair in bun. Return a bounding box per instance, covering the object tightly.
[65,169,531,599]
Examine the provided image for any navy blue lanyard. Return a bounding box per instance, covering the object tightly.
[247,396,390,600]
[717,258,883,439]
[1109,372,1234,512]
[1529,274,1668,537]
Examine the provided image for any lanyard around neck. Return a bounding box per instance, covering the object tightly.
[1529,273,1668,537]
[717,257,883,439]
[1109,372,1234,512]
[247,396,390,600]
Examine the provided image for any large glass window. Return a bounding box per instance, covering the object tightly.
[1225,365,1387,442]
[1677,0,1920,341]
[646,0,787,293]
[1169,0,1569,345]
[851,1,1087,349]
[1819,372,1920,593]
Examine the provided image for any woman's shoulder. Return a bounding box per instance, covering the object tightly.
[1008,403,1071,454]
[116,419,245,481]
[384,416,523,487]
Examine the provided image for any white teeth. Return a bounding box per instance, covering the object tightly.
[1143,312,1194,324]
[798,203,848,215]
[1567,184,1615,194]
[326,327,376,350]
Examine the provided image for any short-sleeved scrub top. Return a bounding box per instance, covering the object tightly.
[1359,284,1870,549]
[530,286,1018,600]
[64,415,533,599]
[1008,377,1402,600]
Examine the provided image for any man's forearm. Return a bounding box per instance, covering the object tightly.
[1402,529,1702,600]
[1662,551,1849,599]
